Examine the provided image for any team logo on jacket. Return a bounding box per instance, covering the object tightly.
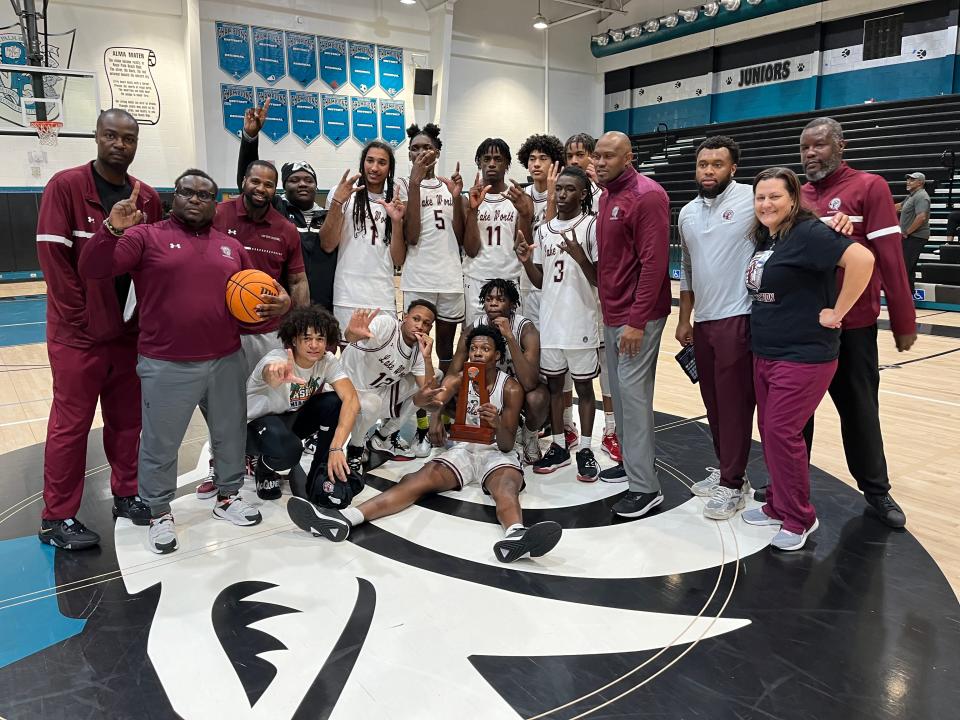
[227,228,238,236]
[829,197,842,211]
[221,246,233,258]
[722,209,735,221]
[611,206,621,219]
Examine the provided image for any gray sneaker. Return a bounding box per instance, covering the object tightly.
[148,514,178,554]
[690,467,721,497]
[213,493,263,526]
[770,518,819,551]
[703,485,746,520]
[741,506,781,526]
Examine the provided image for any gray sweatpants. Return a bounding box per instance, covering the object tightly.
[604,317,666,494]
[137,351,247,515]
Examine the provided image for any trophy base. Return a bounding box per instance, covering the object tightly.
[448,424,496,444]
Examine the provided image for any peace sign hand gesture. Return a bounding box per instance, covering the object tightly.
[560,228,587,265]
[377,196,406,222]
[514,229,533,264]
[468,172,491,211]
[546,161,561,199]
[507,180,534,220]
[108,182,144,232]
[438,161,463,196]
[264,349,305,388]
[243,97,271,138]
[331,169,362,206]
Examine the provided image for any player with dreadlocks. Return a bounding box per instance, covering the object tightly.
[461,138,534,325]
[564,132,622,463]
[518,166,602,482]
[321,140,407,333]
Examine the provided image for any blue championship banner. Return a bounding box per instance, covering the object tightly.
[290,91,321,144]
[255,87,289,143]
[221,84,254,138]
[377,45,403,98]
[350,96,378,145]
[285,32,317,88]
[379,99,405,148]
[321,93,350,146]
[348,40,375,95]
[252,26,285,84]
[215,22,251,81]
[318,36,347,91]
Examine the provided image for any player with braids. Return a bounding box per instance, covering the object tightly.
[321,140,407,334]
[565,132,604,210]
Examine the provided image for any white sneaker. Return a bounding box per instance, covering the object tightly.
[368,430,416,460]
[703,485,746,520]
[412,435,432,458]
[741,506,781,526]
[212,493,263,526]
[521,427,542,464]
[690,467,721,497]
[148,514,178,554]
[770,518,819,551]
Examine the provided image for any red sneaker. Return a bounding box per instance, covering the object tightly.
[196,459,217,499]
[564,424,579,450]
[601,432,622,463]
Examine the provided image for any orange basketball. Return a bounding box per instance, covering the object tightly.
[226,269,277,323]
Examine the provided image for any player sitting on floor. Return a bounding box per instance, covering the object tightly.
[246,305,360,500]
[447,278,548,464]
[287,324,563,563]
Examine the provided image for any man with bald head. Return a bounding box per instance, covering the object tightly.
[593,131,671,517]
[36,108,161,549]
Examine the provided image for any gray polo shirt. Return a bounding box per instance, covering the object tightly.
[678,180,755,322]
[899,188,931,239]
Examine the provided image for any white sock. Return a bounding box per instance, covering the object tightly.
[582,434,593,449]
[342,506,365,526]
[505,523,524,536]
[563,405,573,427]
[552,433,565,448]
[604,412,616,434]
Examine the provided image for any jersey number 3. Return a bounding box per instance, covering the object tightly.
[553,259,565,283]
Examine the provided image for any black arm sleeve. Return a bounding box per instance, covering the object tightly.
[237,133,260,190]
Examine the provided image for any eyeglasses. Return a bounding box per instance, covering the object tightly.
[174,187,216,202]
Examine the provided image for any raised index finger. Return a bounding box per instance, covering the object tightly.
[129,181,141,204]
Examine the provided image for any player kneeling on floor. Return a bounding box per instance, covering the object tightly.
[246,305,360,500]
[288,324,562,563]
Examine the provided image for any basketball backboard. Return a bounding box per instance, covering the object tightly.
[0,63,99,137]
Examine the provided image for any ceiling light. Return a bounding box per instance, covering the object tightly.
[533,13,548,29]
[660,14,679,28]
[592,33,609,46]
[624,24,642,38]
[609,28,625,42]
[400,0,417,5]
[702,2,720,16]
[643,19,660,32]
[679,8,699,22]
[720,0,741,9]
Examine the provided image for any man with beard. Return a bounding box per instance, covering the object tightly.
[798,117,917,528]
[238,99,334,310]
[36,109,158,549]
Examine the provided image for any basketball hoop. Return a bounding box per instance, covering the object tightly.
[31,120,63,146]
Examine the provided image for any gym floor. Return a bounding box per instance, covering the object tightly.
[0,280,957,719]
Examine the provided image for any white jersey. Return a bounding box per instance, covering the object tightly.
[463,369,509,448]
[396,177,463,293]
[461,191,521,282]
[341,313,425,392]
[589,181,603,215]
[471,312,534,378]
[533,213,600,349]
[327,191,396,311]
[521,184,549,294]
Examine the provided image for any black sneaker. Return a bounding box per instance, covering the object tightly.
[493,521,562,563]
[575,448,600,483]
[865,493,906,528]
[599,463,627,483]
[112,495,152,526]
[753,486,767,503]
[533,443,571,475]
[303,433,319,455]
[38,518,100,550]
[612,490,664,518]
[347,446,365,476]
[287,496,350,542]
[255,461,283,501]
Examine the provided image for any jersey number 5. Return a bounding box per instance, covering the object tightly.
[434,209,446,230]
[553,259,565,283]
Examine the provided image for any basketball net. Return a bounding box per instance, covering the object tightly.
[31,120,63,146]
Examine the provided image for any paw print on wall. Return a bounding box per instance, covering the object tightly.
[613,103,620,110]
[656,95,663,103]
[841,48,851,58]
[797,62,805,72]
[695,88,703,96]
[638,88,645,96]
[674,81,682,88]
[725,76,733,85]
[916,49,927,59]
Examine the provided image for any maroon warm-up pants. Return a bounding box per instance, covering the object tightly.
[754,357,836,535]
[693,315,755,490]
[42,335,141,520]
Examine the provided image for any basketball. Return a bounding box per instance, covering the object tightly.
[225,269,276,323]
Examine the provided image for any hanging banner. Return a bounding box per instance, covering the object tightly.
[215,22,251,81]
[318,36,347,91]
[351,96,378,145]
[285,31,317,88]
[348,40,376,95]
[290,90,321,144]
[379,99,405,148]
[221,83,254,138]
[377,45,404,98]
[321,93,349,146]
[254,87,289,143]
[252,26,285,84]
